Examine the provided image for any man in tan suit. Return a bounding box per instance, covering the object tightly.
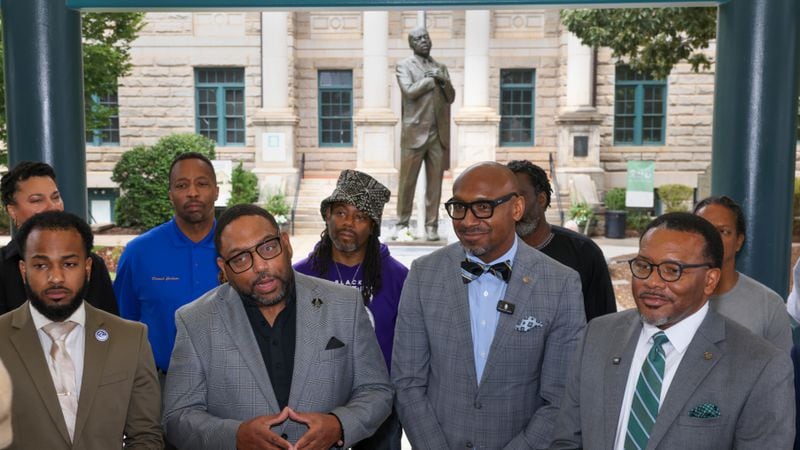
[396,27,455,241]
[0,211,162,449]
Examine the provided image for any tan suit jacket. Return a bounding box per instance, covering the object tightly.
[0,302,163,449]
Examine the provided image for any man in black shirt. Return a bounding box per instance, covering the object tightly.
[0,161,117,315]
[508,160,616,321]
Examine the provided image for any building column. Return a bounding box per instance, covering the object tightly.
[353,11,397,185]
[252,12,299,197]
[453,10,500,172]
[556,32,605,196]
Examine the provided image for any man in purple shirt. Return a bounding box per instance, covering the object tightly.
[294,169,408,450]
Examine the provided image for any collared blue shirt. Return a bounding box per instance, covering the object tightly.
[466,237,518,384]
[114,218,219,371]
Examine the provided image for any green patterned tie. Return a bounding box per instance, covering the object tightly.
[624,331,669,450]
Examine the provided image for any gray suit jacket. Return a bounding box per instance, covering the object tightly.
[162,272,392,449]
[396,54,455,159]
[550,308,795,449]
[0,303,162,449]
[392,241,586,449]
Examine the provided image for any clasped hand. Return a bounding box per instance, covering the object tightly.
[236,407,344,450]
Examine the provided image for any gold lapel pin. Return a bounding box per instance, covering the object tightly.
[522,276,531,284]
[703,351,713,360]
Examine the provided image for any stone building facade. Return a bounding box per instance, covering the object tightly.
[84,9,760,227]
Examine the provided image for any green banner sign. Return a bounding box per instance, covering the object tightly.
[626,160,654,208]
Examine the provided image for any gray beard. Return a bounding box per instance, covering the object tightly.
[639,312,669,328]
[515,216,540,238]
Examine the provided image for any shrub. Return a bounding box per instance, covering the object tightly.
[657,184,694,213]
[604,187,627,211]
[264,191,291,225]
[112,133,216,230]
[626,209,652,233]
[227,162,260,207]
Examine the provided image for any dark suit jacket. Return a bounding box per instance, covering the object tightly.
[0,239,118,315]
[551,308,795,449]
[393,241,585,449]
[396,54,455,165]
[0,302,162,449]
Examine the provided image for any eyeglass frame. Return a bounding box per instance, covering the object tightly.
[444,192,519,220]
[628,257,713,282]
[223,236,283,274]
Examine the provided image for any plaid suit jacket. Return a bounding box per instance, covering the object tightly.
[392,241,586,449]
[162,272,392,449]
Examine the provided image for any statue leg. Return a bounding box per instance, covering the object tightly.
[397,146,423,227]
[423,139,445,233]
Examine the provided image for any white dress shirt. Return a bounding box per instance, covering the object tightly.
[30,302,86,402]
[613,303,709,450]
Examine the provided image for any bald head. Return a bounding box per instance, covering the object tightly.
[449,162,523,262]
[408,27,432,57]
[453,162,519,194]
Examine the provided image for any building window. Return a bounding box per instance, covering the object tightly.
[499,69,535,146]
[88,188,119,224]
[86,92,120,146]
[318,70,353,147]
[195,68,245,146]
[614,65,667,145]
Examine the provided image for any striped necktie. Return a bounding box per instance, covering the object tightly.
[625,331,669,450]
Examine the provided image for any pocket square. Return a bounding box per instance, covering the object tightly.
[515,316,544,332]
[325,337,345,350]
[688,402,721,418]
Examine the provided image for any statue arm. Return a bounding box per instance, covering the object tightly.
[396,61,436,100]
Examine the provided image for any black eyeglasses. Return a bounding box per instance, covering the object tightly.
[628,257,712,282]
[444,192,519,220]
[224,236,282,274]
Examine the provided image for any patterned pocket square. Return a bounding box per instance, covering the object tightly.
[515,316,544,332]
[688,402,721,418]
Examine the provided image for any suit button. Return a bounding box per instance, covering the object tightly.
[474,401,482,409]
[466,442,473,448]
[281,433,288,439]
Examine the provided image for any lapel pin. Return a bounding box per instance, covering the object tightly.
[703,351,713,360]
[95,329,109,342]
[612,357,621,365]
[522,276,531,284]
[312,298,323,308]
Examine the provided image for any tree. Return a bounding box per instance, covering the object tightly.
[0,12,145,144]
[561,8,717,79]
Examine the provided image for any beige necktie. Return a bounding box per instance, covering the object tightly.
[42,321,79,441]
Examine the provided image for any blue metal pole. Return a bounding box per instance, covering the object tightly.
[1,0,88,221]
[711,0,800,297]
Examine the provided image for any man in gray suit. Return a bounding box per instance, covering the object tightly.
[551,212,795,449]
[392,162,586,449]
[395,26,456,242]
[163,204,392,449]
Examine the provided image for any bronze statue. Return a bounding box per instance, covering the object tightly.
[395,27,455,241]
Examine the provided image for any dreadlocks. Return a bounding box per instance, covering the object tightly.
[309,224,383,306]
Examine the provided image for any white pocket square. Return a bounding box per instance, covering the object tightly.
[515,316,544,332]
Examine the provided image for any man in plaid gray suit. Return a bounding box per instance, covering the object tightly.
[392,162,585,449]
[163,204,392,449]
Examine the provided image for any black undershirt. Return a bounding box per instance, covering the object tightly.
[243,288,297,410]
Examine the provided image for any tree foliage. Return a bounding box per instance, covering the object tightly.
[112,134,216,231]
[561,8,717,79]
[227,162,260,207]
[0,12,145,142]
